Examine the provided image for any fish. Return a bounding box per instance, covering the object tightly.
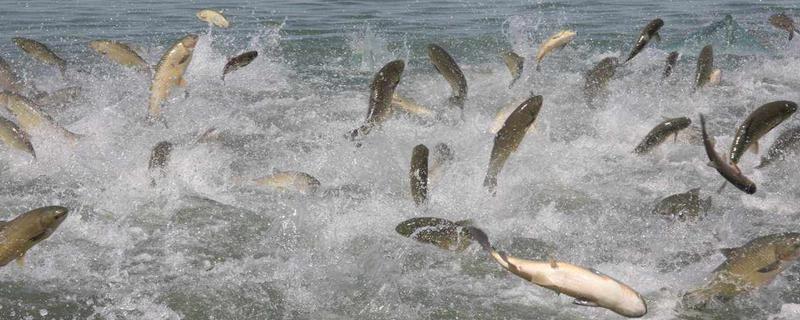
[33,86,81,109]
[535,30,576,71]
[222,51,258,80]
[427,44,467,109]
[683,232,800,309]
[756,126,800,168]
[88,40,149,72]
[253,170,321,194]
[12,37,67,76]
[469,227,648,318]
[0,115,35,158]
[0,55,23,94]
[502,51,524,88]
[197,9,230,28]
[148,141,173,172]
[652,188,711,221]
[489,97,538,135]
[625,18,664,63]
[147,34,198,123]
[395,217,472,251]
[391,93,433,117]
[694,45,713,90]
[769,13,797,41]
[663,51,679,78]
[699,114,756,194]
[633,117,692,154]
[349,60,405,139]
[0,91,82,142]
[708,69,721,86]
[409,144,429,206]
[484,95,543,193]
[729,100,797,164]
[0,206,68,267]
[583,57,618,109]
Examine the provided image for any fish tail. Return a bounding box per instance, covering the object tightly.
[467,226,492,252]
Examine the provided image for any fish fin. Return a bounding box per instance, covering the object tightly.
[749,141,759,154]
[757,260,781,273]
[573,298,599,307]
[653,32,662,43]
[455,219,473,226]
[177,77,188,87]
[549,258,558,269]
[16,254,25,267]
[790,30,794,41]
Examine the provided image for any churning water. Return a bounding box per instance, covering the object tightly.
[1,0,800,319]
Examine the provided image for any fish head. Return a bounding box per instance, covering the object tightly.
[381,59,405,87]
[777,101,798,118]
[12,37,30,50]
[13,206,68,245]
[651,18,665,29]
[181,35,200,50]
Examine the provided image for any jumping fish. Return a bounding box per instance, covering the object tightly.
[470,227,648,318]
[502,51,524,88]
[12,37,67,76]
[0,206,68,267]
[683,233,800,309]
[583,57,618,109]
[769,13,798,41]
[0,116,35,158]
[625,18,664,63]
[33,86,82,109]
[756,126,800,168]
[490,96,537,135]
[147,34,198,123]
[409,144,429,206]
[694,45,713,90]
[427,44,467,109]
[535,30,576,71]
[0,91,82,142]
[484,95,543,193]
[663,51,679,78]
[148,141,173,172]
[88,40,149,72]
[254,170,321,194]
[395,217,472,251]
[349,59,405,139]
[652,188,711,221]
[633,117,692,154]
[700,114,756,194]
[729,100,797,164]
[222,51,258,80]
[197,9,230,28]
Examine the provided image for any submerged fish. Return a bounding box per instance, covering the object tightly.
[583,57,618,109]
[694,45,713,90]
[197,9,230,28]
[0,91,82,142]
[663,51,679,78]
[769,13,797,41]
[349,60,405,139]
[535,30,576,71]
[502,51,524,88]
[756,126,800,168]
[652,188,711,221]
[12,37,67,75]
[0,206,68,267]
[699,114,756,194]
[88,40,149,72]
[391,93,433,117]
[254,170,321,194]
[633,117,692,154]
[683,233,800,309]
[625,18,664,63]
[470,227,647,318]
[729,100,797,164]
[484,95,543,193]
[0,115,35,158]
[148,141,173,171]
[147,34,198,123]
[409,144,429,206]
[427,44,467,109]
[222,51,258,80]
[395,217,472,251]
[0,55,23,94]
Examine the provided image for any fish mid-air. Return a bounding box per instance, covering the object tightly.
[197,9,230,28]
[0,91,82,143]
[535,30,576,71]
[12,37,67,76]
[699,114,756,194]
[395,217,472,251]
[88,40,149,72]
[470,227,647,318]
[683,232,800,309]
[633,117,692,154]
[583,57,618,109]
[349,60,405,140]
[147,34,198,123]
[769,13,798,40]
[0,206,69,267]
[502,51,524,88]
[253,170,321,194]
[663,51,679,78]
[694,45,714,90]
[222,51,258,80]
[409,144,429,206]
[625,18,664,63]
[427,44,467,109]
[484,96,543,193]
[728,100,797,165]
[0,115,35,158]
[652,188,711,221]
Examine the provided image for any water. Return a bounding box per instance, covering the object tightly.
[1,0,800,319]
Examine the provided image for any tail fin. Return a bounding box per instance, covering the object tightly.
[467,226,492,252]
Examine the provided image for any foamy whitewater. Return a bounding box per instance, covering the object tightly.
[1,1,800,319]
